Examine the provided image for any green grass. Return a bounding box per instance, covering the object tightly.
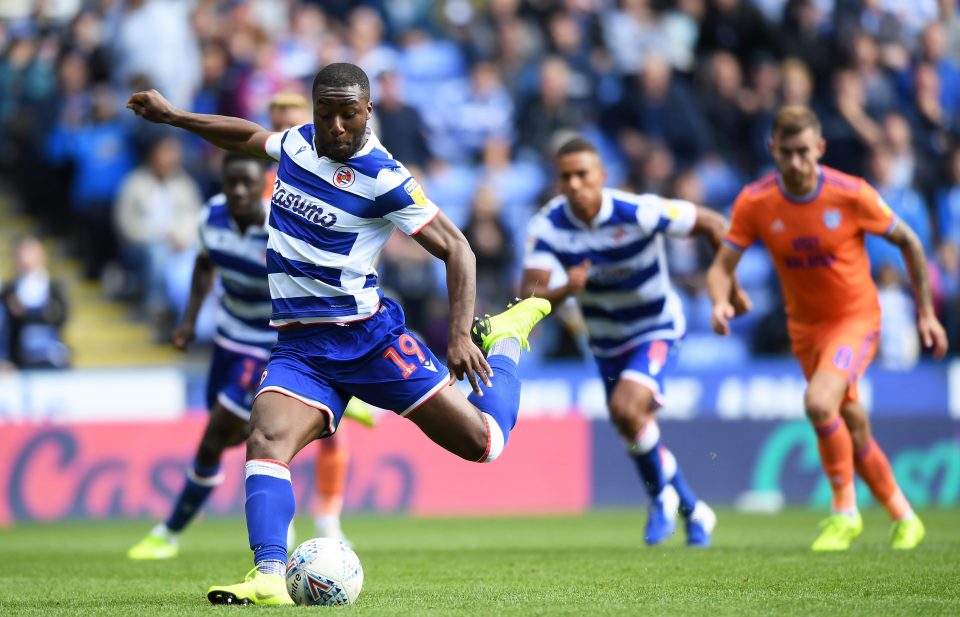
[1,510,958,616]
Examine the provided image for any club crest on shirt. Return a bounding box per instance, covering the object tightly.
[333,166,355,188]
[404,178,428,206]
[822,209,841,230]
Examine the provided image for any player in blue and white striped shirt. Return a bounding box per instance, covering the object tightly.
[128,153,274,560]
[128,63,551,605]
[523,138,750,547]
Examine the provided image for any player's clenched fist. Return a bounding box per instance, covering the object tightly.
[711,302,735,336]
[126,89,178,124]
[565,259,591,295]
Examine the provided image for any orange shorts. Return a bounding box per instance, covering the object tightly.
[789,317,880,403]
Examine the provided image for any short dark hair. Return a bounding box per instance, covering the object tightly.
[312,63,371,100]
[555,136,598,158]
[772,105,821,139]
[223,152,266,173]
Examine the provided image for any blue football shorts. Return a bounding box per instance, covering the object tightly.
[593,338,679,408]
[207,342,271,421]
[256,297,449,435]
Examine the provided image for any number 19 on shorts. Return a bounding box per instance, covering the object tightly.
[382,334,427,378]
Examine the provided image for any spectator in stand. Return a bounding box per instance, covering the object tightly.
[374,70,430,169]
[883,112,937,200]
[865,146,934,277]
[516,56,585,160]
[608,54,712,167]
[462,185,514,315]
[112,0,200,110]
[696,0,781,72]
[780,0,836,82]
[850,31,899,121]
[114,136,203,324]
[46,85,137,280]
[820,68,883,177]
[936,147,960,247]
[700,50,752,169]
[876,264,920,370]
[0,236,70,369]
[429,60,514,163]
[907,62,960,167]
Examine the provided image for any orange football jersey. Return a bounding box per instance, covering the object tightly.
[725,166,896,327]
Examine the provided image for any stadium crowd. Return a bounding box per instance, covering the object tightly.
[0,0,958,368]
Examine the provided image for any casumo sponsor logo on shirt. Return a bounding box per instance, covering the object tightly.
[271,185,337,228]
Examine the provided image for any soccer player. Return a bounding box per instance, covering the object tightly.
[521,137,747,547]
[707,105,948,551]
[265,91,374,543]
[127,153,276,560]
[127,62,551,605]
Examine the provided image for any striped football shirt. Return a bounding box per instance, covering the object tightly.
[525,188,696,357]
[198,194,275,358]
[263,125,439,326]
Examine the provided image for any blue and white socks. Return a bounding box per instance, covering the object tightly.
[245,459,296,574]
[468,338,522,462]
[163,462,224,534]
[629,422,699,517]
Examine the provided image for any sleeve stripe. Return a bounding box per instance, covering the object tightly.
[723,238,746,252]
[883,216,899,237]
[410,208,440,236]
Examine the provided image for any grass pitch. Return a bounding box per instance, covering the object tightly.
[1,509,958,616]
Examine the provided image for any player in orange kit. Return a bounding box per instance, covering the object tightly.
[707,106,948,551]
[266,92,374,541]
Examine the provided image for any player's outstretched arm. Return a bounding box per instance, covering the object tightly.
[412,212,492,395]
[520,260,590,306]
[884,221,949,358]
[690,206,751,316]
[690,206,726,251]
[706,245,744,336]
[127,90,273,158]
[172,254,215,351]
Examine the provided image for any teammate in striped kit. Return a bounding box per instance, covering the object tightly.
[128,153,276,560]
[128,63,551,605]
[522,137,749,547]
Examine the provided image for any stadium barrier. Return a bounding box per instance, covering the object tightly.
[0,362,957,523]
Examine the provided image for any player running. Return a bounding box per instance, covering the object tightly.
[707,105,948,551]
[127,62,551,605]
[126,153,276,560]
[266,92,374,544]
[522,137,747,547]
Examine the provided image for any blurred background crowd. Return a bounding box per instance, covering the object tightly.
[0,0,958,371]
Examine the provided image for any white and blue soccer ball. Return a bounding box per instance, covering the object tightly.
[286,538,363,606]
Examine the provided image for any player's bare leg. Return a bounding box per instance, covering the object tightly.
[128,405,248,560]
[608,379,714,546]
[406,386,493,461]
[196,405,250,466]
[408,296,552,462]
[841,400,924,548]
[208,392,329,605]
[805,371,863,550]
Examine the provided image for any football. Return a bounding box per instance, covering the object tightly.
[285,538,363,606]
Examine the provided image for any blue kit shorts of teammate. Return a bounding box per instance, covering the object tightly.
[256,297,449,434]
[593,339,679,408]
[207,344,269,421]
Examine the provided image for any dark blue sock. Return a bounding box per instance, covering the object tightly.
[631,447,667,500]
[467,354,521,446]
[671,466,699,517]
[245,461,296,564]
[165,462,221,533]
